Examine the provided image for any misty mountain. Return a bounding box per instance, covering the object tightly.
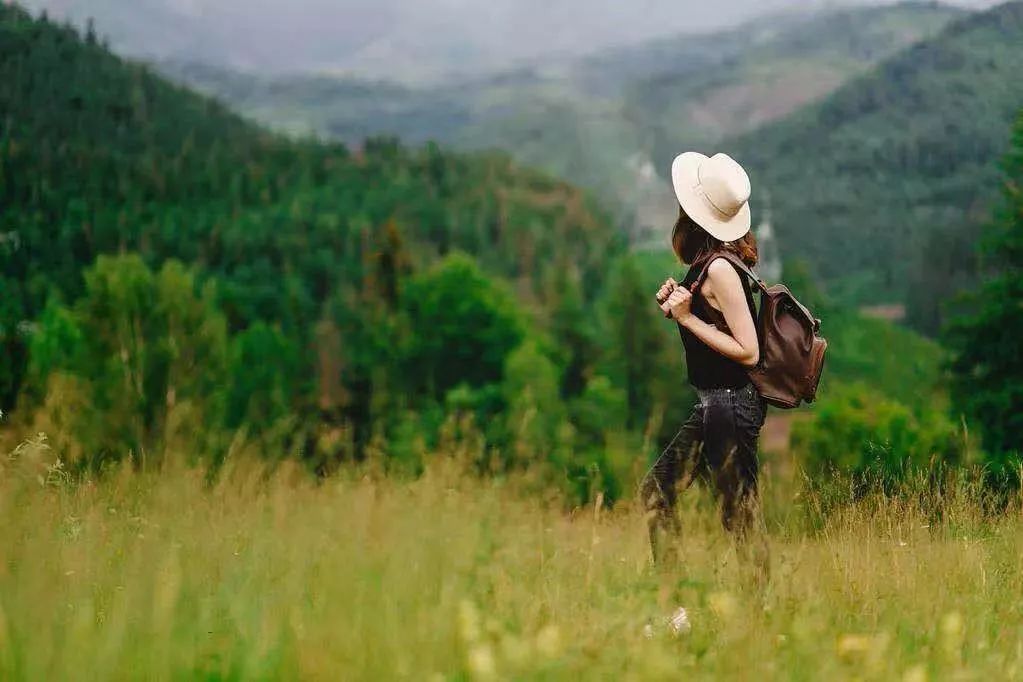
[627,2,967,170]
[157,3,962,239]
[730,0,1023,331]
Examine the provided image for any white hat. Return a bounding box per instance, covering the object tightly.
[670,152,752,242]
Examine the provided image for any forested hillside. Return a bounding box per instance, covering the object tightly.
[158,3,960,234]
[1,5,664,492]
[0,3,989,502]
[627,2,965,170]
[732,1,1023,332]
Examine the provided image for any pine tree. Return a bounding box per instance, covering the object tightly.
[597,254,666,430]
[946,113,1023,470]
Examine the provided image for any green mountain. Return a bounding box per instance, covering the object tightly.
[730,1,1023,332]
[156,61,660,230]
[627,2,966,171]
[158,3,961,235]
[0,4,622,416]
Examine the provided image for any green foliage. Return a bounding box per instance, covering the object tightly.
[27,255,228,465]
[622,249,702,433]
[793,382,963,483]
[570,376,627,452]
[25,298,85,399]
[823,307,948,412]
[224,322,299,431]
[780,256,962,490]
[502,340,567,466]
[0,277,28,407]
[544,262,596,398]
[402,253,526,399]
[562,375,632,505]
[596,254,669,430]
[0,6,627,480]
[946,113,1023,474]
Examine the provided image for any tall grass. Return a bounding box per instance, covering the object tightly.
[1,435,1021,680]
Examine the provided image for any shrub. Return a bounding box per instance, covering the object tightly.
[792,382,964,485]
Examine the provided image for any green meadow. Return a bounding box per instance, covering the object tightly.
[2,435,1021,680]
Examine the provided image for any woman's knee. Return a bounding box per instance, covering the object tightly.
[640,467,666,506]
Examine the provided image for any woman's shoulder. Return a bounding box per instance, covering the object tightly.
[703,255,749,296]
[707,256,743,279]
[686,252,750,291]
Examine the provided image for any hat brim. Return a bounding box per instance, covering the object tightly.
[671,152,751,242]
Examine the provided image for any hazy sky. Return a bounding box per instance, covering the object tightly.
[23,0,1004,81]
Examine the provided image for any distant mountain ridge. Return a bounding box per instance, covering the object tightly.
[728,0,1023,331]
[627,2,968,169]
[157,3,963,238]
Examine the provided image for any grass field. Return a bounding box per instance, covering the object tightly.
[1,435,1021,680]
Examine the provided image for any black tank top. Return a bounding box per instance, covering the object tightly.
[678,255,758,390]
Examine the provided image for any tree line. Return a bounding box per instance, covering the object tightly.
[1,4,1020,500]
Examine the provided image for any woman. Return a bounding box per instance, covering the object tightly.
[641,152,768,578]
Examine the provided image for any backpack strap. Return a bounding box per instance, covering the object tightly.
[688,251,767,294]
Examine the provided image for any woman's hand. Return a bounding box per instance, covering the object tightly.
[661,287,692,323]
[655,278,678,305]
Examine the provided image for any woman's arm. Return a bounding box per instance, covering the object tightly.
[664,259,759,367]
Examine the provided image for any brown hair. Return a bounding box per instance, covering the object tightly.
[671,204,758,266]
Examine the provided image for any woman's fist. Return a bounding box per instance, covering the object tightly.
[655,278,678,304]
[661,287,692,322]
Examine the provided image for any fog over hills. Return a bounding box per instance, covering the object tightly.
[730,1,1023,329]
[152,2,967,250]
[18,0,1001,82]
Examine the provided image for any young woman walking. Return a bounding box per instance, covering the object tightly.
[641,151,768,579]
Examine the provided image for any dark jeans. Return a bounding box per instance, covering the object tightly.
[640,383,768,570]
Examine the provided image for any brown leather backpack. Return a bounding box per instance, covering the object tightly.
[691,252,827,409]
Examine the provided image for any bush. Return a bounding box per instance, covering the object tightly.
[793,382,964,485]
[401,253,526,400]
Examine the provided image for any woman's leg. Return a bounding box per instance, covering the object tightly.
[639,404,704,564]
[702,387,769,584]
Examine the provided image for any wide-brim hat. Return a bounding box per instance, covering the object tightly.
[671,151,752,242]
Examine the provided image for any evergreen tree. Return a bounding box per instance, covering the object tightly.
[946,113,1023,470]
[225,322,298,430]
[401,253,526,399]
[597,254,666,430]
